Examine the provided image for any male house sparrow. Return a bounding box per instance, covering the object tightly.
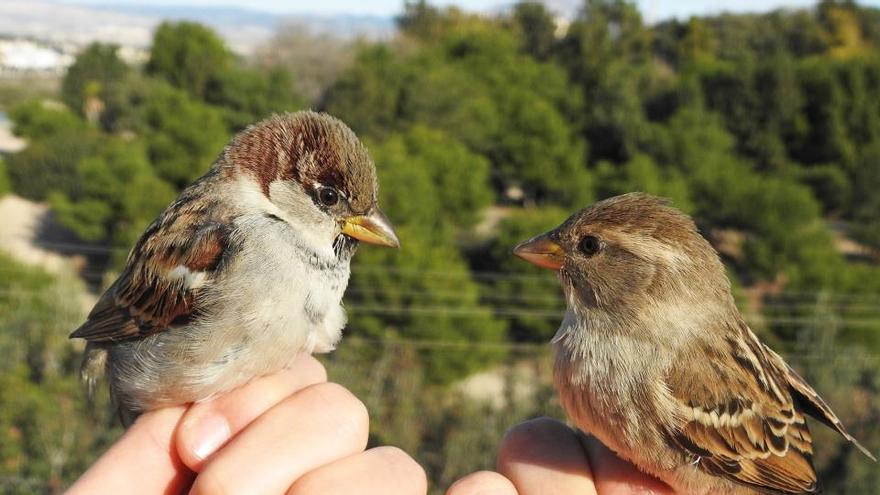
[513,193,875,494]
[71,111,399,424]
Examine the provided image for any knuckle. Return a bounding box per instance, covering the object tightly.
[305,382,369,442]
[374,446,428,493]
[498,417,569,467]
[446,472,516,495]
[285,479,314,495]
[501,417,563,448]
[190,467,233,495]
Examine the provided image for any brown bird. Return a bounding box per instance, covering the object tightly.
[71,111,399,424]
[513,193,875,494]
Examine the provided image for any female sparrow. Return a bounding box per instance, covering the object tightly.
[71,111,399,425]
[513,193,874,494]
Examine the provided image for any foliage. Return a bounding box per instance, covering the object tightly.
[146,21,301,132]
[146,21,233,99]
[60,43,129,121]
[6,127,101,201]
[9,100,85,141]
[509,2,557,60]
[206,65,303,131]
[482,207,568,342]
[0,255,118,493]
[349,233,506,385]
[0,158,10,197]
[368,126,494,232]
[121,78,227,188]
[323,18,590,206]
[349,128,503,383]
[49,137,177,245]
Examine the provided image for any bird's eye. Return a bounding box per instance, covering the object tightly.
[318,187,340,207]
[579,235,602,256]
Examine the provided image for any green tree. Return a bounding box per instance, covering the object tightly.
[0,158,9,197]
[321,45,407,138]
[123,79,228,188]
[60,43,129,123]
[348,232,507,385]
[483,207,568,342]
[558,0,653,164]
[48,137,176,245]
[369,126,493,232]
[594,153,693,212]
[146,21,233,99]
[510,2,557,60]
[398,0,448,40]
[9,100,85,141]
[346,125,506,384]
[0,254,118,493]
[5,130,100,201]
[206,66,304,131]
[850,141,880,249]
[325,20,590,205]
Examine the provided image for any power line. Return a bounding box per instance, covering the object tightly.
[15,241,880,301]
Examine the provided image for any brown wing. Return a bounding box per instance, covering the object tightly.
[765,347,876,462]
[667,320,819,494]
[70,194,232,342]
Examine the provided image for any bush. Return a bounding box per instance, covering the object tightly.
[0,254,118,490]
[482,207,568,342]
[0,158,9,197]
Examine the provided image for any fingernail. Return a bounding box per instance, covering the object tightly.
[190,414,231,461]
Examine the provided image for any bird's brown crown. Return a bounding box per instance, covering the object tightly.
[564,193,703,252]
[223,111,378,214]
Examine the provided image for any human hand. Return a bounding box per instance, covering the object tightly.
[66,354,427,495]
[447,417,674,495]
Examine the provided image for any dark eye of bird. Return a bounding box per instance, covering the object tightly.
[579,235,602,256]
[318,187,340,207]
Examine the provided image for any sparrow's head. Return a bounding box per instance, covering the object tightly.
[513,193,726,313]
[226,111,399,249]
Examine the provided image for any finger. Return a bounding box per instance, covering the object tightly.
[66,406,193,495]
[190,382,369,495]
[446,471,518,495]
[287,446,428,495]
[580,435,675,495]
[176,353,327,470]
[497,417,597,495]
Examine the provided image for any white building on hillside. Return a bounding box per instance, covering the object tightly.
[0,39,73,74]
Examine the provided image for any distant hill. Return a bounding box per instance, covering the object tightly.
[0,1,394,54]
[86,3,279,28]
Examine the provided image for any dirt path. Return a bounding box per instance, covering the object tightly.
[0,194,97,308]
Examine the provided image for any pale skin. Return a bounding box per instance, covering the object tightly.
[449,418,675,495]
[67,354,427,495]
[69,357,669,495]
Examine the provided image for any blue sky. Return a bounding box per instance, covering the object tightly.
[57,0,880,22]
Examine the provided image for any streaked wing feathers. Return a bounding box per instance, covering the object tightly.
[668,320,820,494]
[768,349,876,462]
[70,217,230,342]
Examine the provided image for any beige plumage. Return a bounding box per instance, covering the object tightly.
[514,193,875,494]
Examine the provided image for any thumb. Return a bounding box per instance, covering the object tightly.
[66,405,193,495]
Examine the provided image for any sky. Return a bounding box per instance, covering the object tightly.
[55,0,880,22]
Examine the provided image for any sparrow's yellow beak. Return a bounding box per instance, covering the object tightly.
[342,209,400,248]
[513,233,564,271]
